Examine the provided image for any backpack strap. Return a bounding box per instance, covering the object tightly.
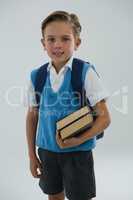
[71,58,88,107]
[71,58,104,140]
[34,62,49,108]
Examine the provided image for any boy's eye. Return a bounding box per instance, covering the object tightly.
[46,37,71,43]
[62,37,70,41]
[47,38,55,42]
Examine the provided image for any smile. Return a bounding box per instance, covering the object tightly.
[52,52,64,56]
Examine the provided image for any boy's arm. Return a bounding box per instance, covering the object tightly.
[26,107,42,178]
[26,107,38,159]
[78,99,111,142]
[56,99,111,148]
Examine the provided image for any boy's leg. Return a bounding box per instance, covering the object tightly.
[37,148,64,197]
[59,150,96,200]
[48,191,65,200]
[48,192,92,200]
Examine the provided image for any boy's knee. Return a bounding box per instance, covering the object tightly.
[48,191,65,200]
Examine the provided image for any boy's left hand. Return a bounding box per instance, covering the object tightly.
[56,131,81,149]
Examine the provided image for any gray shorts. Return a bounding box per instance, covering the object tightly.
[38,148,96,200]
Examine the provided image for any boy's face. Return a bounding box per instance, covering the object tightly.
[41,21,81,67]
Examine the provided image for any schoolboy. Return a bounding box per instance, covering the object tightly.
[26,10,111,200]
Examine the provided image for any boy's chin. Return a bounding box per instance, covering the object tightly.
[52,56,69,64]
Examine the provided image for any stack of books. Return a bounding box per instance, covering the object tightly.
[56,106,93,140]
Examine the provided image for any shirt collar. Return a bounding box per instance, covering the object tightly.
[47,56,74,72]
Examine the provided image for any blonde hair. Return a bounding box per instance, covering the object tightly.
[41,11,81,37]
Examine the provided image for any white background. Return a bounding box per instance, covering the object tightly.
[0,0,132,199]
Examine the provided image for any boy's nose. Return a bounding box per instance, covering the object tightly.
[54,40,62,48]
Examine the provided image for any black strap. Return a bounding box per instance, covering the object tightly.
[71,58,88,107]
[34,63,49,107]
[71,58,104,139]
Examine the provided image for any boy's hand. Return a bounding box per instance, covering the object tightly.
[56,131,81,149]
[29,155,42,178]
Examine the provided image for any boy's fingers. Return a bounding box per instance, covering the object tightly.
[56,132,62,143]
[32,168,41,178]
[37,167,42,176]
[33,173,41,178]
[37,161,43,174]
[37,160,42,169]
[56,131,68,148]
[30,160,43,178]
[31,170,38,178]
[36,175,41,178]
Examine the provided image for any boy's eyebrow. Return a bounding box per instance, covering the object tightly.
[46,34,71,38]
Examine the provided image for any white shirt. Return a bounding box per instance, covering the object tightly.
[27,57,109,107]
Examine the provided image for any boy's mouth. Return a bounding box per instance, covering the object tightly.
[52,51,64,57]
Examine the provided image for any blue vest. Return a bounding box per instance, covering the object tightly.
[31,63,96,152]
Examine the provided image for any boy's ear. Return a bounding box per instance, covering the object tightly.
[75,38,81,50]
[41,38,46,50]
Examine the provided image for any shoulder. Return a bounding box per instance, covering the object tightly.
[30,68,39,86]
[30,62,49,86]
[78,59,95,83]
[73,57,92,73]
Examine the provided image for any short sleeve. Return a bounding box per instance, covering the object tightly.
[84,67,110,106]
[25,81,37,107]
[31,68,38,87]
[24,69,38,107]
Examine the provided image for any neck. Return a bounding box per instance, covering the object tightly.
[52,57,71,73]
[53,63,64,73]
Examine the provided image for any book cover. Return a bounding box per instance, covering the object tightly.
[56,106,93,140]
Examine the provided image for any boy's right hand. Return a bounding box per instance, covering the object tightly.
[29,155,42,178]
